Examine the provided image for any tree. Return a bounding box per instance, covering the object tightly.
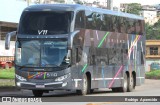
[125,3,142,15]
[145,19,160,40]
[153,19,160,39]
[74,0,83,4]
[145,23,154,39]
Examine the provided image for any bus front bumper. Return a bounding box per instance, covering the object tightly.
[16,81,72,90]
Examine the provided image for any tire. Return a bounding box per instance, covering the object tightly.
[76,75,88,95]
[119,73,128,92]
[112,88,119,92]
[127,75,134,92]
[32,90,43,97]
[90,89,94,94]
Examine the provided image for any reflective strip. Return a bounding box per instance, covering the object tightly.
[44,82,63,85]
[92,78,124,81]
[136,77,145,79]
[17,82,36,85]
[17,82,63,86]
[73,79,82,81]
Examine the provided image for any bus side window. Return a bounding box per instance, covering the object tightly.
[102,14,110,31]
[76,48,81,63]
[75,11,85,30]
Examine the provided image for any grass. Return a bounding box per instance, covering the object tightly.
[145,70,160,79]
[0,68,15,86]
[0,79,15,86]
[0,68,15,79]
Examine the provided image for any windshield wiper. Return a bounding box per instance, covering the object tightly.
[16,64,35,69]
[44,64,67,69]
[44,64,60,67]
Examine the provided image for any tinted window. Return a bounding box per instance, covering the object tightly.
[18,11,73,35]
[75,11,85,29]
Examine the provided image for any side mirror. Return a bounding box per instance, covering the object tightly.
[5,31,17,50]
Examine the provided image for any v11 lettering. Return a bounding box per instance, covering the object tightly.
[38,30,48,35]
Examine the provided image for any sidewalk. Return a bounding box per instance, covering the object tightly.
[0,79,17,92]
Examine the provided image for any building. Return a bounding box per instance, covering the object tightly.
[120,3,128,12]
[140,10,159,25]
[0,0,28,41]
[139,5,160,25]
[0,22,17,41]
[146,40,160,71]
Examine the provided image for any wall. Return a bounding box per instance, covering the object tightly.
[146,59,160,72]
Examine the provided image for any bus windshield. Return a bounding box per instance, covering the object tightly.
[15,40,68,68]
[18,11,73,35]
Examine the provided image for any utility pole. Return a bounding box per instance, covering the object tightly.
[107,0,113,10]
[27,0,30,6]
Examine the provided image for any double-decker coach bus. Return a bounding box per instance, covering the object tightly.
[5,4,145,96]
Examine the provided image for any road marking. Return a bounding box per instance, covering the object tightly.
[86,102,112,105]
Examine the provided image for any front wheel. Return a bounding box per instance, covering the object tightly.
[76,75,88,95]
[32,90,43,97]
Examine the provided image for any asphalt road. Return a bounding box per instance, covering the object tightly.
[0,79,160,97]
[0,79,160,105]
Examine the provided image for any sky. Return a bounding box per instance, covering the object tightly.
[112,0,160,7]
[0,0,27,23]
[0,0,160,23]
[87,0,160,7]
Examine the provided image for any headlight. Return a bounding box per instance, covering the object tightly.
[15,74,26,81]
[55,73,70,82]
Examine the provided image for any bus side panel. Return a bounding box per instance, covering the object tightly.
[90,65,124,89]
[136,65,145,86]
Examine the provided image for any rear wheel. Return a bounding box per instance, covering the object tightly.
[76,75,89,95]
[112,88,119,92]
[127,75,134,92]
[32,90,43,97]
[119,73,128,92]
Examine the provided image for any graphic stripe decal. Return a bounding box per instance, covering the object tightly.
[82,64,88,73]
[98,32,109,48]
[101,66,106,87]
[108,65,124,88]
[43,72,46,79]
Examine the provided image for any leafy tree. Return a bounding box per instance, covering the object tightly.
[145,19,160,40]
[74,0,83,4]
[145,23,154,39]
[153,19,160,39]
[54,0,65,3]
[125,3,142,15]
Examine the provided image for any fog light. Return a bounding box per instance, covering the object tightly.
[62,82,67,87]
[17,82,21,87]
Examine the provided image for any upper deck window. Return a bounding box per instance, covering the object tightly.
[18,11,73,35]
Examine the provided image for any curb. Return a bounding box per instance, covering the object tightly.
[0,86,19,92]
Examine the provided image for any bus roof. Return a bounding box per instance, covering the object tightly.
[24,4,144,20]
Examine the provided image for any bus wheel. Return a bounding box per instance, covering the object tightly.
[119,73,128,92]
[127,75,134,92]
[112,88,119,92]
[32,90,43,97]
[77,75,88,95]
[90,89,94,94]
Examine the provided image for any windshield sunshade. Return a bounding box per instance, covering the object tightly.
[18,11,72,35]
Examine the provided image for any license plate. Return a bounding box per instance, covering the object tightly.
[36,85,45,88]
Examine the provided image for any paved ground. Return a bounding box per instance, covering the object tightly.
[0,79,160,97]
[0,79,160,105]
